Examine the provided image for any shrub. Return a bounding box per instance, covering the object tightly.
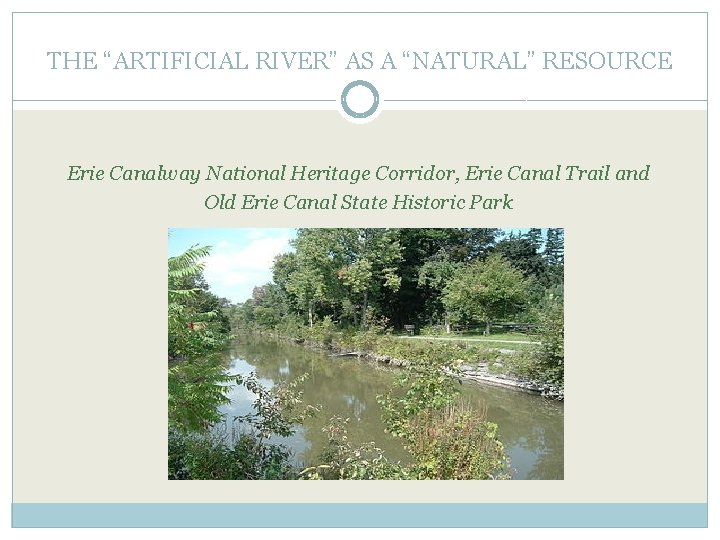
[169,367,319,479]
[168,429,294,480]
[376,345,511,480]
[308,316,336,347]
[407,404,510,479]
[276,313,306,340]
[505,293,564,397]
[299,417,410,480]
[168,354,233,433]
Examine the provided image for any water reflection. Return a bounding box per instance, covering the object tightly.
[217,336,564,479]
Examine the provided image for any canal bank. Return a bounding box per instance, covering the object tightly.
[259,328,564,399]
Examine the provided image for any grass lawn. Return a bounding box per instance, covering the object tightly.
[453,331,538,341]
[394,331,540,352]
[404,330,538,341]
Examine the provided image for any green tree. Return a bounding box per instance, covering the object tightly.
[168,245,220,360]
[529,291,564,390]
[226,300,256,332]
[443,254,528,334]
[168,245,231,432]
[526,228,543,251]
[249,283,289,329]
[460,227,500,261]
[270,252,302,316]
[284,229,340,328]
[384,228,467,329]
[543,228,565,286]
[544,228,564,266]
[417,255,459,332]
[333,228,403,329]
[494,234,547,279]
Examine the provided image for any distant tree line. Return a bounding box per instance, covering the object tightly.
[227,228,564,335]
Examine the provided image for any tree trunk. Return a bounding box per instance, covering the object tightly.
[485,320,492,335]
[361,290,369,329]
[308,302,314,328]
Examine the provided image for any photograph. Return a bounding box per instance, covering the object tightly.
[168,227,564,480]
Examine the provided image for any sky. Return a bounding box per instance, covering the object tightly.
[168,228,297,304]
[168,227,533,304]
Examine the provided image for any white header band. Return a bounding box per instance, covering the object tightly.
[12,12,708,104]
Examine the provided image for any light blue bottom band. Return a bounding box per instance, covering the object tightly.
[12,503,708,528]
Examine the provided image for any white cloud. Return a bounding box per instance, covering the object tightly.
[201,232,294,302]
[245,229,273,240]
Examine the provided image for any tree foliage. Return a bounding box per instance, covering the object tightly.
[494,236,546,279]
[527,291,565,392]
[443,254,528,334]
[168,245,228,360]
[168,245,231,432]
[225,227,564,386]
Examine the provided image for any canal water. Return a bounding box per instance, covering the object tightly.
[217,335,564,479]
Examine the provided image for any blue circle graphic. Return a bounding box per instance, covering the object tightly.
[340,80,380,119]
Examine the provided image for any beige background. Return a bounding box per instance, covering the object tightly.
[12,110,706,502]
